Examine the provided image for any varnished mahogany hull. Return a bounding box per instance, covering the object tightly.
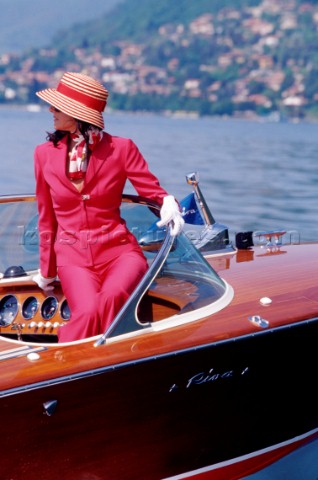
[1,317,317,480]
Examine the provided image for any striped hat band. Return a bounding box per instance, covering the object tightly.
[36,72,109,129]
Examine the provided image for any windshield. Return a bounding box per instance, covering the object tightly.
[0,196,39,273]
[0,195,229,341]
[103,227,227,339]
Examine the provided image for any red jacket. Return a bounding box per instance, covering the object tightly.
[34,132,168,277]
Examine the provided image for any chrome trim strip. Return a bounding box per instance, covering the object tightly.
[0,345,46,362]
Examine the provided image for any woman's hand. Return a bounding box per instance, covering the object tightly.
[32,271,56,291]
[157,195,185,236]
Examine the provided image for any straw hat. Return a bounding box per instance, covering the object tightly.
[36,72,109,129]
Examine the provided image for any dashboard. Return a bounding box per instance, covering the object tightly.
[0,286,70,341]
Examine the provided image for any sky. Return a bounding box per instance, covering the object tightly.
[0,0,124,53]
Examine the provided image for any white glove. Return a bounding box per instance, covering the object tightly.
[157,195,185,236]
[32,271,55,292]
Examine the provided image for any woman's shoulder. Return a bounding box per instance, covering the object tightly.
[35,136,67,152]
[102,131,137,149]
[35,140,51,150]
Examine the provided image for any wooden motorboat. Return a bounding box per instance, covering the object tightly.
[0,174,317,480]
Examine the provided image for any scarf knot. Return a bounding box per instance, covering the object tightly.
[68,127,103,180]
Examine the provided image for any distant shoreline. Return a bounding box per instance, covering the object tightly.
[1,103,317,124]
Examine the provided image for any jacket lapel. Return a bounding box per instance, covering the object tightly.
[48,137,73,189]
[84,134,113,187]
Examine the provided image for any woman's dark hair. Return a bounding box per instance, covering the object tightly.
[46,120,102,146]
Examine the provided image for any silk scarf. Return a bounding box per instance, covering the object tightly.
[68,127,103,180]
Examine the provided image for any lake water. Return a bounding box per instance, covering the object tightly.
[2,107,318,243]
[1,106,318,478]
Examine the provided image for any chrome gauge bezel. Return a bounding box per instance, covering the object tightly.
[22,296,39,319]
[41,296,58,320]
[60,299,71,321]
[0,294,19,326]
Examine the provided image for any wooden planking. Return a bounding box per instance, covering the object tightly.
[0,243,318,392]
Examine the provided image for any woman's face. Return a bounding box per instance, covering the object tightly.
[49,106,78,133]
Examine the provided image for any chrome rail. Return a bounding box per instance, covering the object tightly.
[94,225,175,345]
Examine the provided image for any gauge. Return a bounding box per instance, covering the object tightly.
[22,296,39,319]
[60,299,71,320]
[41,296,58,320]
[0,295,18,326]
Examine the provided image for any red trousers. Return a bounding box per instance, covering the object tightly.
[57,247,148,342]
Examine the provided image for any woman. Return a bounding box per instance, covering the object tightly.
[33,71,184,342]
